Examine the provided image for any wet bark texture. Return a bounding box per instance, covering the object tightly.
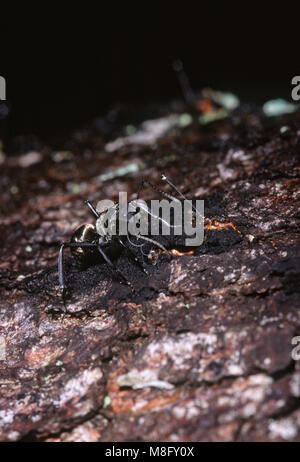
[0,103,300,441]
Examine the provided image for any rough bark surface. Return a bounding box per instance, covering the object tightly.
[0,103,300,441]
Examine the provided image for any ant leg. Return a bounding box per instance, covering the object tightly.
[84,200,100,218]
[58,242,98,306]
[97,245,134,291]
[126,234,144,249]
[136,234,172,262]
[117,237,149,275]
[58,243,67,306]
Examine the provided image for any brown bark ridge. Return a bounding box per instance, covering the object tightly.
[0,102,300,441]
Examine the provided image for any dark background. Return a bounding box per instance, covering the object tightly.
[1,4,298,137]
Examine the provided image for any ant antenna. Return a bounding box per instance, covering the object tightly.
[85,200,100,218]
[172,59,195,105]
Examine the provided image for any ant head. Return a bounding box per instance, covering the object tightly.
[95,200,118,238]
[71,224,97,257]
[96,199,117,216]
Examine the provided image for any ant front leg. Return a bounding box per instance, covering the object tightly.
[58,241,98,307]
[58,243,69,306]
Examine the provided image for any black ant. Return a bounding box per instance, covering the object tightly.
[58,174,199,306]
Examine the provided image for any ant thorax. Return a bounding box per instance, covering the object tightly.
[95,199,151,239]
